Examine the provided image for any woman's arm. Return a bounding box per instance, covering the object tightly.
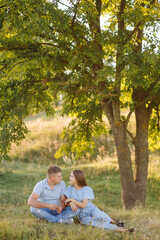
[65,198,89,209]
[69,202,79,212]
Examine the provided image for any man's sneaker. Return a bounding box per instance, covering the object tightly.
[59,218,74,224]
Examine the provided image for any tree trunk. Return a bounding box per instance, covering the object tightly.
[102,100,152,209]
[99,0,153,209]
[113,119,137,209]
[134,104,151,206]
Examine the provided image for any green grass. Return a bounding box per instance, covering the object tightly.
[1,113,160,239]
[0,160,160,240]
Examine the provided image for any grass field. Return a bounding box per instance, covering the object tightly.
[1,114,160,239]
[8,112,115,165]
[0,159,160,240]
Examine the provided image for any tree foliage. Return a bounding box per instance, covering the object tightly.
[0,0,159,156]
[0,0,160,208]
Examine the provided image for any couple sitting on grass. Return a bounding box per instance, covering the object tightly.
[28,166,135,233]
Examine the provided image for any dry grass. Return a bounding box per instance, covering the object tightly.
[8,114,115,165]
[9,116,71,164]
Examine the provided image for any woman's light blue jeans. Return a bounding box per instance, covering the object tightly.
[30,206,80,223]
[79,206,117,231]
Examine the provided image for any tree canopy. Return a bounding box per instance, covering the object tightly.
[0,0,160,208]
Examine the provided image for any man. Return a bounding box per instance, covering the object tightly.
[28,166,80,223]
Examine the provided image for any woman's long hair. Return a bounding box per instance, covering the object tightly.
[72,170,87,187]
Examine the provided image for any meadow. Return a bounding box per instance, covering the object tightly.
[0,113,160,240]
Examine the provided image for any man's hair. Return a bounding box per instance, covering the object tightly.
[72,170,87,187]
[47,166,61,177]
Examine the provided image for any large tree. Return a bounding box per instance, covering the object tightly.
[0,0,160,209]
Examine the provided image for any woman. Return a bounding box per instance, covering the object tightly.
[64,170,135,233]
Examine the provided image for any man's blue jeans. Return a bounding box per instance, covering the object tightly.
[30,206,80,223]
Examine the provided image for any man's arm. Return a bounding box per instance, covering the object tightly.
[60,195,66,210]
[56,195,66,214]
[28,192,58,210]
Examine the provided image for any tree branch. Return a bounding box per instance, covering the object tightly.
[35,42,59,48]
[96,0,102,16]
[125,110,134,127]
[6,61,28,74]
[127,21,142,40]
[0,44,40,51]
[0,5,6,8]
[101,98,114,128]
[0,41,68,53]
[115,0,126,96]
[58,1,71,9]
[70,0,81,46]
[125,111,136,145]
[127,129,135,145]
